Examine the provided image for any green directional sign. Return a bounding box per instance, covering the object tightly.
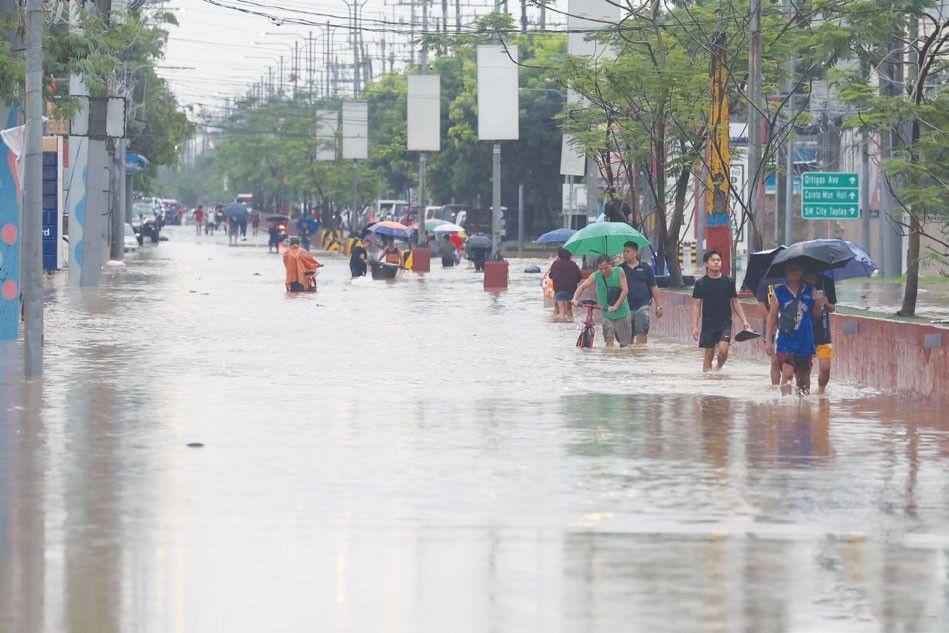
[801,172,860,219]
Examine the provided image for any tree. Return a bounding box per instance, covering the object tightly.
[813,0,949,315]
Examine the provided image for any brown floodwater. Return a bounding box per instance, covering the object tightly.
[1,227,947,632]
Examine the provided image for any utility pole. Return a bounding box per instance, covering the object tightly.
[746,0,763,252]
[879,39,903,277]
[307,31,315,100]
[22,0,44,375]
[517,183,524,256]
[706,21,732,274]
[417,0,429,248]
[293,41,299,99]
[110,51,129,262]
[492,142,502,258]
[783,9,795,245]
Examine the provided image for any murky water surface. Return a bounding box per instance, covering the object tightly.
[2,227,947,632]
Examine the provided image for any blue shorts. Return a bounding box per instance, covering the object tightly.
[554,291,573,301]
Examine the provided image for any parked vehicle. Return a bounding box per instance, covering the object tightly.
[456,206,507,236]
[375,199,408,222]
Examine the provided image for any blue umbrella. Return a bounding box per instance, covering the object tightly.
[368,220,412,239]
[816,239,878,281]
[534,228,577,244]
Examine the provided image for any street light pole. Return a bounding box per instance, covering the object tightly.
[417,0,429,248]
[747,0,763,252]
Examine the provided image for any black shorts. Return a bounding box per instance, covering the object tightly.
[699,324,732,349]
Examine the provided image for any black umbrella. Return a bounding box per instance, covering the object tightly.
[466,235,492,249]
[224,202,249,222]
[766,241,855,277]
[266,214,289,224]
[742,246,785,301]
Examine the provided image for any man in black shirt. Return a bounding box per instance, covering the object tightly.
[692,249,751,371]
[805,272,837,393]
[620,241,663,343]
[604,188,631,223]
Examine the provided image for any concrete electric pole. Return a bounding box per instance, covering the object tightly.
[22,0,44,375]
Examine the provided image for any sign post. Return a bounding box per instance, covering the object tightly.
[802,172,860,220]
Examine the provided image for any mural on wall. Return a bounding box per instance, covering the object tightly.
[0,106,21,340]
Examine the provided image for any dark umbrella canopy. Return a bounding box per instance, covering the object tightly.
[535,228,577,244]
[766,240,854,277]
[742,246,785,301]
[466,235,492,249]
[266,214,289,224]
[224,202,249,222]
[814,239,878,280]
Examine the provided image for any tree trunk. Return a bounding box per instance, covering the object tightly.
[663,231,683,287]
[899,207,922,316]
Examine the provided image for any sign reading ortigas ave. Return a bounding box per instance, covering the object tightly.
[802,172,859,219]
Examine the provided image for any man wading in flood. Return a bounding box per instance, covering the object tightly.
[620,241,663,343]
[572,254,631,348]
[691,249,751,371]
[768,260,826,395]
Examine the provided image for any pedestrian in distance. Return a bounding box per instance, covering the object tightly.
[350,239,368,278]
[238,205,249,241]
[194,206,204,236]
[691,249,751,371]
[572,254,631,348]
[439,235,456,267]
[251,209,261,237]
[759,285,782,386]
[548,248,581,318]
[620,241,663,343]
[767,260,826,395]
[604,188,631,223]
[283,236,322,292]
[804,271,837,394]
[267,222,281,254]
[227,216,239,245]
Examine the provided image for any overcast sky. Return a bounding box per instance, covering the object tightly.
[159,0,566,114]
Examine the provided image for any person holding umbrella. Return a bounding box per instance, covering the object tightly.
[692,249,751,371]
[572,254,631,348]
[766,259,826,395]
[804,271,837,393]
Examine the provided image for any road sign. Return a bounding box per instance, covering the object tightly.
[802,172,860,219]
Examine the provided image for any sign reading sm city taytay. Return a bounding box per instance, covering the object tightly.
[802,172,860,220]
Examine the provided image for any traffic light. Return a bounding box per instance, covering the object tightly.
[498,215,506,238]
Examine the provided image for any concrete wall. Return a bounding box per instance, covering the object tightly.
[652,289,949,406]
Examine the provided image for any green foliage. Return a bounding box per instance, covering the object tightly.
[171,29,566,231]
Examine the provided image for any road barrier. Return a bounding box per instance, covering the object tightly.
[652,290,949,406]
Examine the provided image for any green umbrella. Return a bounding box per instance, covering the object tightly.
[562,222,650,256]
[425,219,448,232]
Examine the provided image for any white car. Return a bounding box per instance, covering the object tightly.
[123,223,138,252]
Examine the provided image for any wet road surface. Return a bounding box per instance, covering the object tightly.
[2,227,948,632]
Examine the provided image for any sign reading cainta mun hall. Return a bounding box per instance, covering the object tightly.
[802,172,860,219]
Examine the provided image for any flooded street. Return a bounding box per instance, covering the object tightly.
[2,227,948,632]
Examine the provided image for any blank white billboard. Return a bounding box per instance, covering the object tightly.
[561,89,587,175]
[567,0,619,60]
[477,45,519,141]
[560,134,586,176]
[342,100,368,160]
[315,110,337,161]
[407,75,441,151]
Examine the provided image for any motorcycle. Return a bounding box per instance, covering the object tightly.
[132,213,161,245]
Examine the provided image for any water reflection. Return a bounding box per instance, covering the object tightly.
[0,228,946,632]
